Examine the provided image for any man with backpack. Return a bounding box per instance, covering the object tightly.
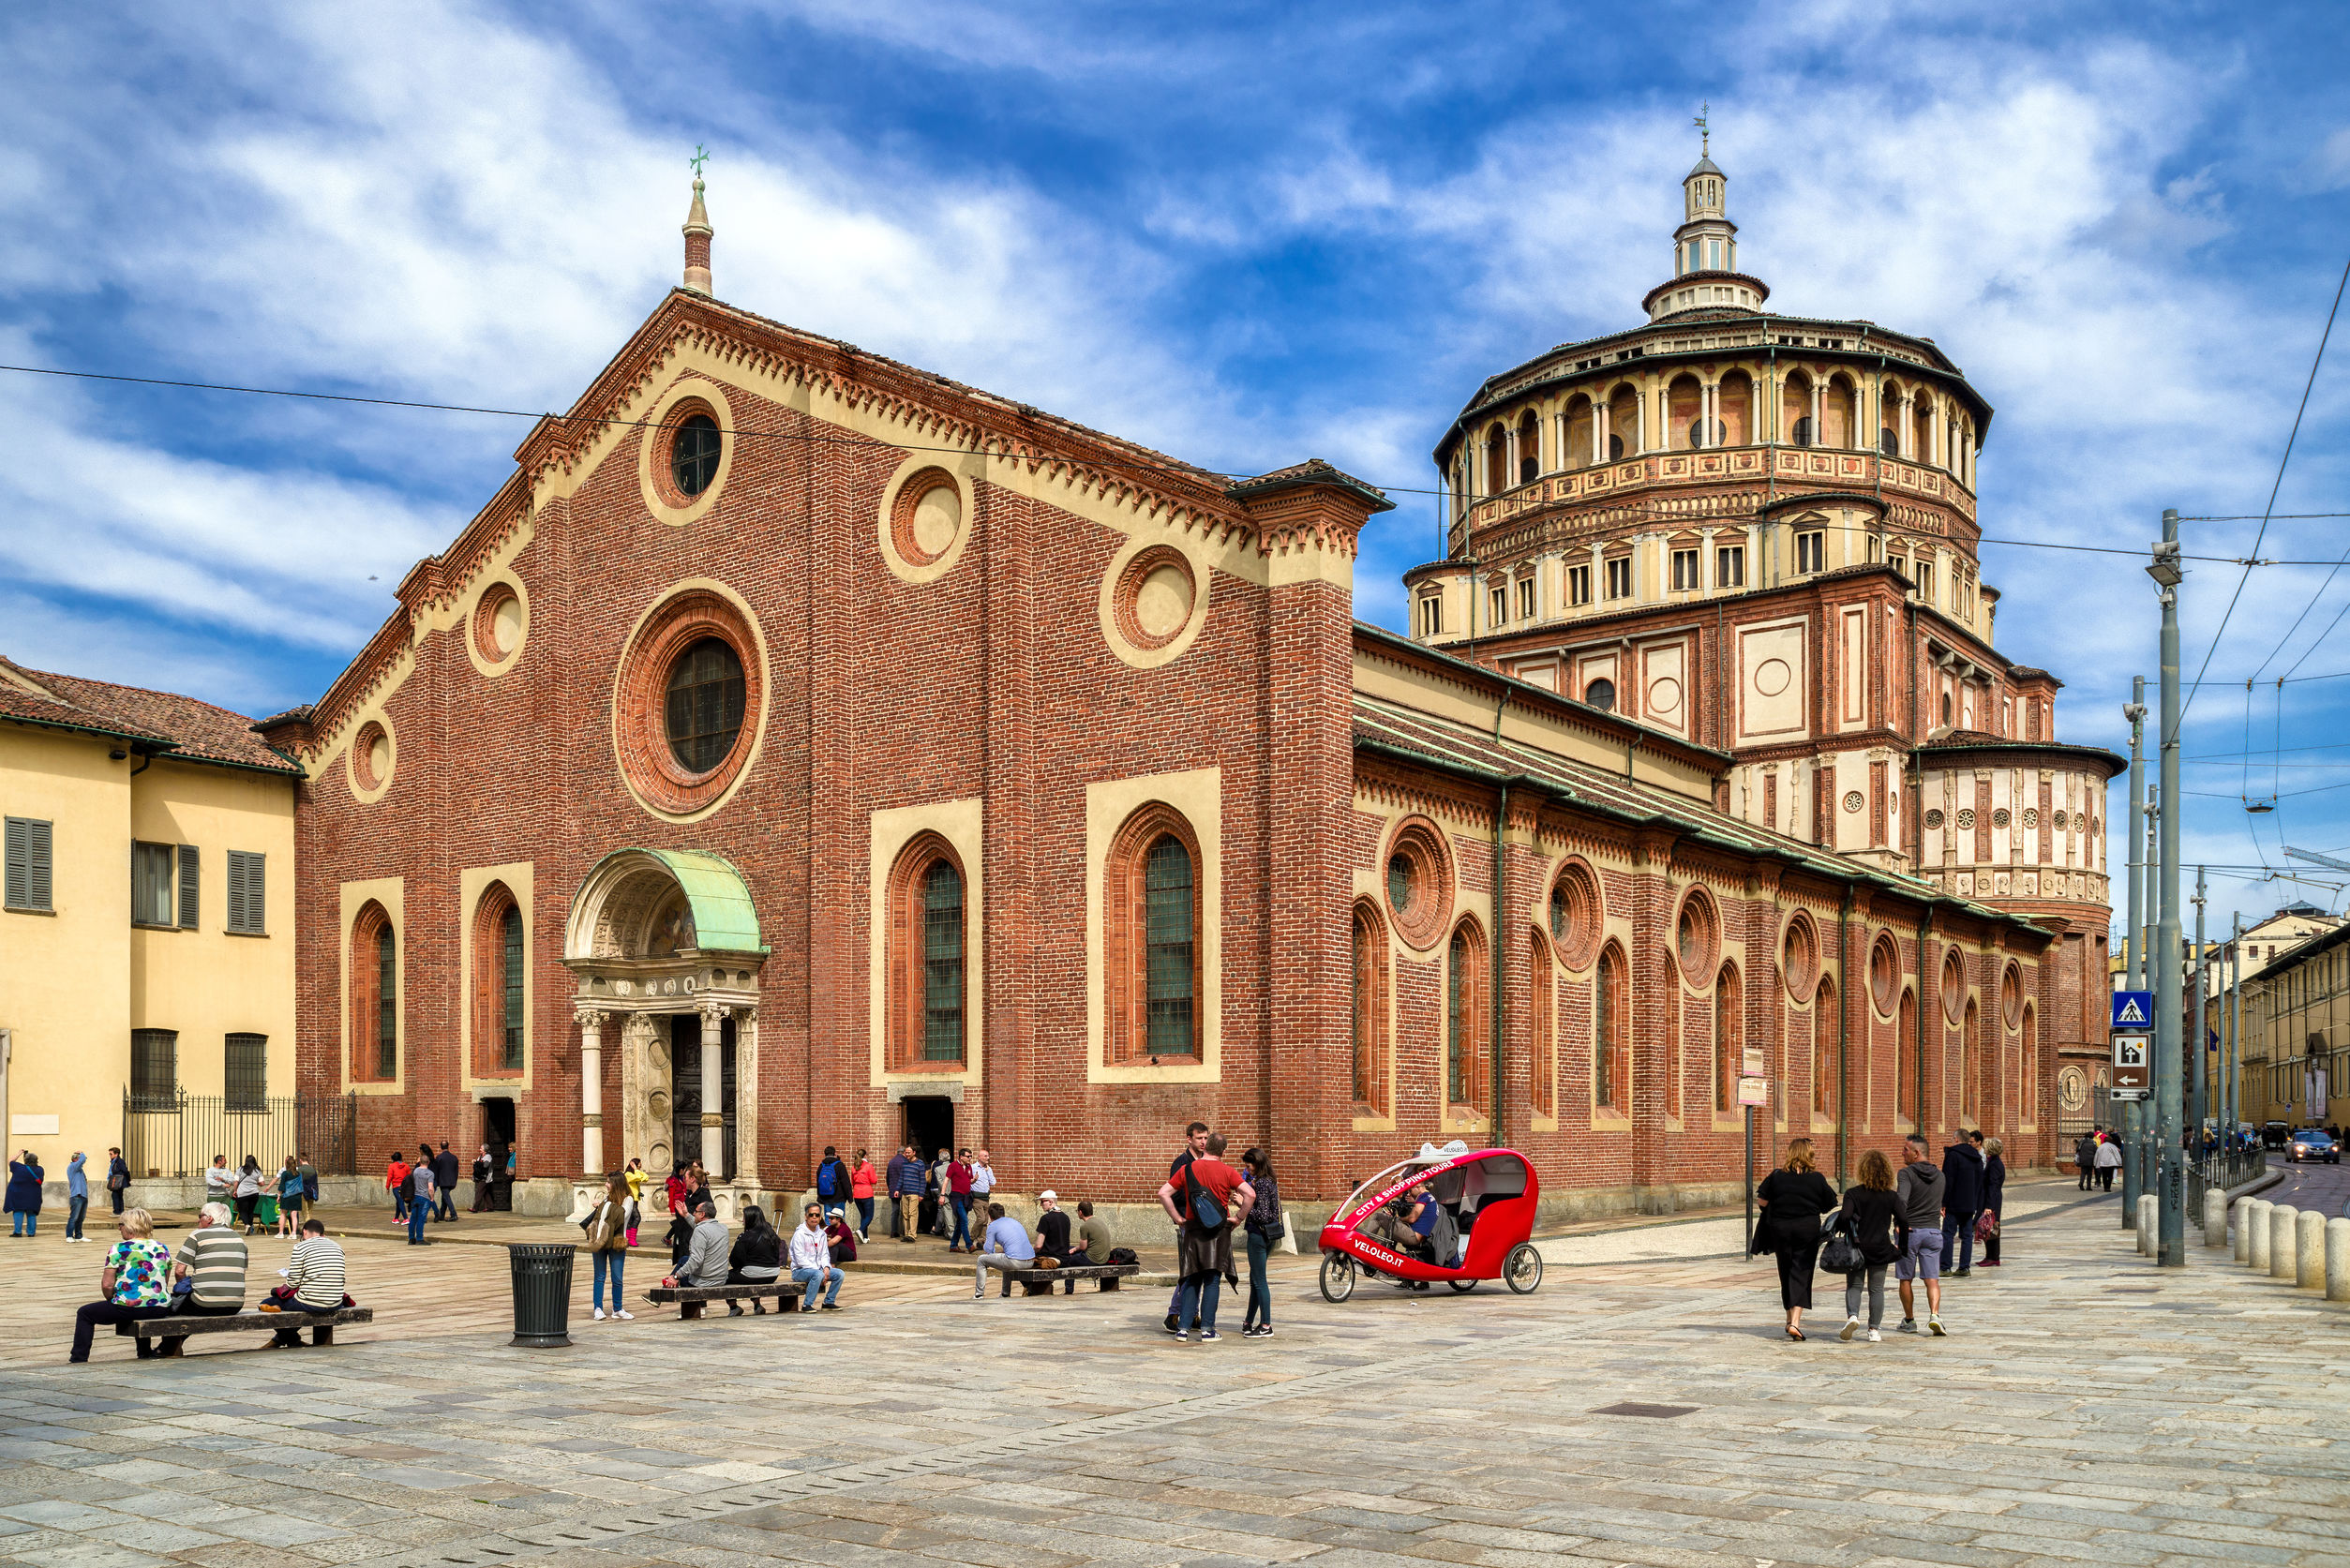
[814,1146,850,1222]
[1158,1131,1252,1342]
[1160,1121,1209,1332]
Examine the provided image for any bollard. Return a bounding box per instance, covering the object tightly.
[2248,1200,2272,1271]
[2235,1199,2254,1263]
[2137,1194,2156,1255]
[2328,1217,2350,1303]
[2298,1209,2327,1290]
[2204,1188,2228,1248]
[2271,1205,2300,1281]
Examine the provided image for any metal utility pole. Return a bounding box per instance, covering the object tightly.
[2191,866,2207,1152]
[2121,679,2147,1221]
[2151,509,2185,1265]
[2138,784,2161,1209]
[2229,912,2245,1144]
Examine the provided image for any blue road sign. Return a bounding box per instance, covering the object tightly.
[2112,991,2153,1029]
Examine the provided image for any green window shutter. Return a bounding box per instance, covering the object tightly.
[225,851,264,934]
[3,817,23,910]
[178,844,200,930]
[25,820,48,912]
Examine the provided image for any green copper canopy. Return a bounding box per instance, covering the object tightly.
[606,847,766,955]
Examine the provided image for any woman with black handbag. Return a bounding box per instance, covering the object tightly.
[1753,1138,1836,1341]
[1833,1147,1902,1342]
[1238,1146,1281,1339]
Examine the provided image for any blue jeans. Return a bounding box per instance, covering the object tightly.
[792,1264,842,1309]
[11,1210,34,1236]
[592,1249,624,1311]
[66,1195,88,1240]
[856,1197,874,1235]
[1940,1210,1978,1274]
[1176,1270,1220,1332]
[407,1199,429,1243]
[393,1188,408,1220]
[949,1196,971,1249]
[1243,1231,1272,1328]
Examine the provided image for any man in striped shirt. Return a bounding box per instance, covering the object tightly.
[172,1203,249,1316]
[270,1219,347,1347]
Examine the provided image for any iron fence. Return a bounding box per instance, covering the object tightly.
[122,1092,359,1180]
[2186,1147,2266,1217]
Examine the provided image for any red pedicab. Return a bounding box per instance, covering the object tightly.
[1316,1142,1544,1302]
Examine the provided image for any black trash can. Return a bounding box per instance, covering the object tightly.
[508,1243,576,1348]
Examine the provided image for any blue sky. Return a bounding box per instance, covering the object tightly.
[2,1,2346,931]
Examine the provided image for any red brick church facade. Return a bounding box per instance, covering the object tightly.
[269,166,2089,1214]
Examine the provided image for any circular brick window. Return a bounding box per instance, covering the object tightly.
[2053,809,2069,829]
[891,469,965,567]
[1842,789,1864,814]
[2001,962,2023,1028]
[1869,933,1900,1016]
[1955,808,1976,830]
[1674,886,1719,986]
[614,584,766,819]
[1547,858,1603,971]
[2023,807,2040,829]
[651,401,725,508]
[1941,950,1967,1022]
[1923,809,1944,830]
[471,580,526,670]
[1115,545,1198,651]
[1782,912,1819,1001]
[1384,815,1454,951]
[352,720,393,792]
[1992,807,2011,829]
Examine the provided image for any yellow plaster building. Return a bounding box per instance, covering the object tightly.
[1,657,303,1197]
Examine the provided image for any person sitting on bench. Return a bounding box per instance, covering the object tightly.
[68,1206,176,1363]
[172,1202,249,1319]
[679,1202,730,1289]
[972,1201,1035,1299]
[723,1205,782,1316]
[1033,1190,1080,1294]
[788,1203,844,1311]
[270,1219,348,1347]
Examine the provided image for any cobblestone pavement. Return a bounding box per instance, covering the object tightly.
[1,1193,2344,1568]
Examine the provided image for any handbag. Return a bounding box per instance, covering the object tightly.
[1973,1210,1999,1242]
[1816,1213,1863,1275]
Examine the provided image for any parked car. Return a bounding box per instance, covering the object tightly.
[2263,1121,2293,1150]
[2288,1129,2340,1164]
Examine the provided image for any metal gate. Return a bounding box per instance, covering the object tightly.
[122,1092,359,1180]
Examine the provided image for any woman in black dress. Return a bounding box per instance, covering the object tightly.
[1754,1137,1836,1340]
[1835,1147,1903,1341]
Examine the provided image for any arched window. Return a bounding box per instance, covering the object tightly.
[887,834,969,1070]
[1483,425,1507,496]
[1528,927,1555,1120]
[1813,975,1838,1121]
[1668,375,1702,451]
[352,902,397,1082]
[1352,900,1391,1116]
[1445,918,1489,1116]
[1595,942,1628,1112]
[2019,1003,2037,1127]
[1961,997,1978,1126]
[1718,370,1752,446]
[1517,410,1540,485]
[1714,963,1742,1114]
[1106,804,1205,1064]
[1781,373,1812,446]
[1564,396,1594,469]
[471,882,525,1077]
[1896,989,1918,1129]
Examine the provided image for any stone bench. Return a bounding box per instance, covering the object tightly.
[644,1283,800,1320]
[119,1307,373,1353]
[989,1262,1141,1296]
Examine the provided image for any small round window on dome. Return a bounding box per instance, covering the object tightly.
[1687,419,1725,449]
[664,636,745,773]
[670,413,722,498]
[1583,678,1616,711]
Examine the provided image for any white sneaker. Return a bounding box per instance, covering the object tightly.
[1865,1329,1881,1343]
[613,1309,633,1321]
[592,1307,606,1322]
[1928,1315,1947,1337]
[1838,1316,1860,1341]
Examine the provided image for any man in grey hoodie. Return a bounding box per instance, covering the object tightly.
[1893,1135,1947,1336]
[681,1202,731,1288]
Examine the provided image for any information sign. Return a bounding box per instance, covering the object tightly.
[1737,1077,1770,1108]
[2112,1032,2150,1095]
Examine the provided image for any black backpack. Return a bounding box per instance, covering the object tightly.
[1105,1247,1139,1266]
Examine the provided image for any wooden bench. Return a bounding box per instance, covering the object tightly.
[991,1262,1140,1296]
[118,1307,374,1354]
[644,1283,799,1320]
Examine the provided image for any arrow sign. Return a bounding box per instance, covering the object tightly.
[2111,991,2152,1029]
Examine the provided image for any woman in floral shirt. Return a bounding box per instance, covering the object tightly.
[68,1207,177,1363]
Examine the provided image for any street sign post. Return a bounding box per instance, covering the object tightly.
[2112,1034,2150,1099]
[2112,992,2153,1030]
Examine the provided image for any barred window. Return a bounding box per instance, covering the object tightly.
[922,859,965,1061]
[131,1028,177,1109]
[225,1032,267,1112]
[501,903,526,1071]
[1144,836,1196,1056]
[664,637,745,773]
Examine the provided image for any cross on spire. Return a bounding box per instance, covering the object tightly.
[690,143,710,179]
[1694,101,1709,157]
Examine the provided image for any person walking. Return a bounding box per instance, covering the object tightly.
[945,1149,975,1252]
[2093,1132,2121,1192]
[2073,1129,2096,1192]
[580,1175,635,1322]
[1753,1137,1837,1341]
[298,1153,320,1213]
[405,1158,433,1245]
[387,1150,412,1223]
[1160,1132,1250,1342]
[1239,1146,1281,1339]
[431,1143,459,1222]
[233,1156,263,1234]
[886,1144,922,1243]
[789,1202,844,1311]
[6,1149,42,1237]
[724,1204,783,1315]
[275,1156,305,1240]
[1834,1148,1902,1342]
[471,1146,496,1214]
[1939,1130,1984,1277]
[849,1148,877,1241]
[1895,1134,1948,1336]
[1979,1136,2007,1268]
[105,1148,130,1217]
[64,1151,90,1243]
[923,1147,950,1238]
[622,1158,647,1247]
[813,1146,850,1223]
[68,1207,176,1362]
[968,1149,996,1212]
[204,1154,234,1213]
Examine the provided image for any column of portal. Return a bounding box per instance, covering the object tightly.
[697,1000,727,1183]
[576,1008,607,1177]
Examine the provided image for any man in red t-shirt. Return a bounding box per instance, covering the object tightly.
[1160,1122,1208,1329]
[1158,1131,1254,1340]
[946,1149,975,1252]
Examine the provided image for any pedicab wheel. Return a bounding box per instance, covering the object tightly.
[1504,1242,1544,1294]
[1446,1277,1477,1292]
[1318,1252,1357,1304]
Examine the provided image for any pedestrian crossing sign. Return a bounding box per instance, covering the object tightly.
[2111,991,2152,1029]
